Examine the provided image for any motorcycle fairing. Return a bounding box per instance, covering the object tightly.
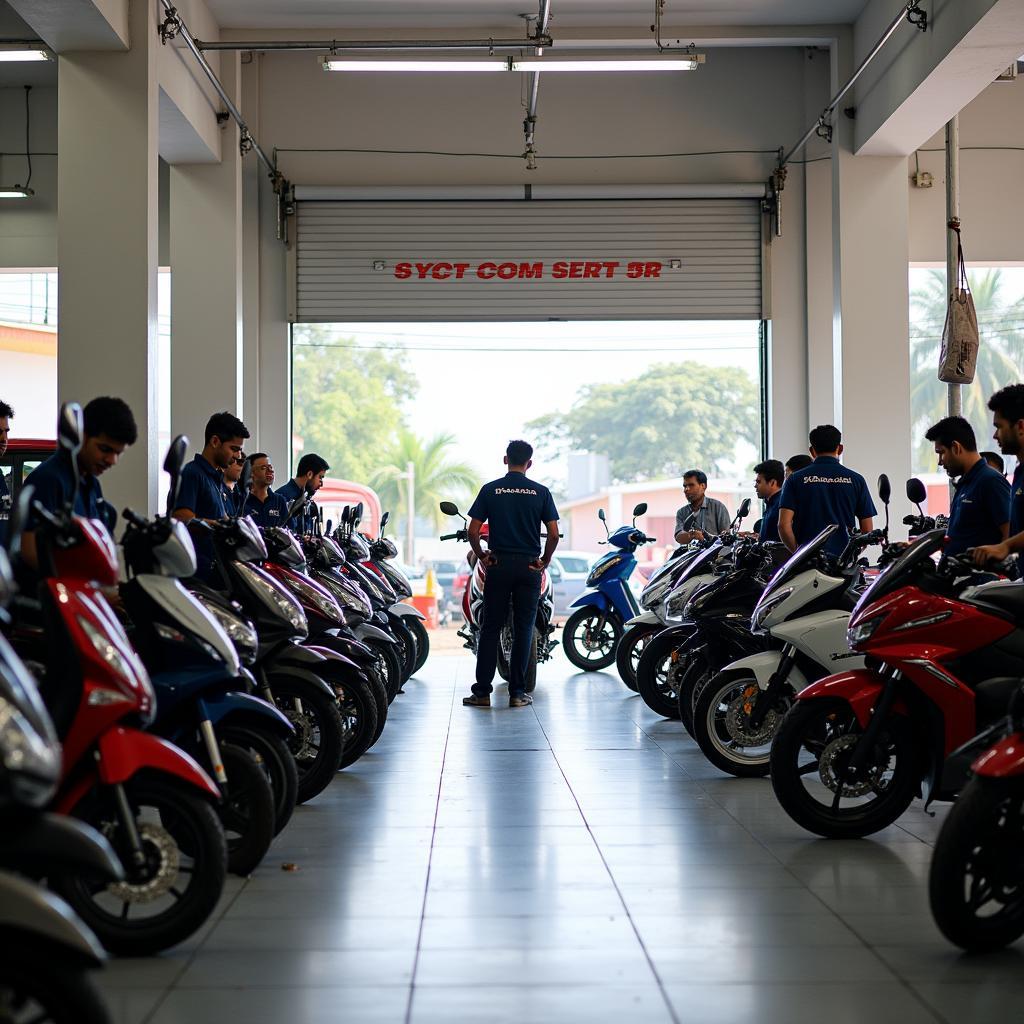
[568,579,637,620]
[973,733,1024,778]
[793,668,909,729]
[717,650,811,693]
[201,689,294,736]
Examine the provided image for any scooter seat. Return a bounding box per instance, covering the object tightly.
[968,581,1024,622]
[974,676,1023,724]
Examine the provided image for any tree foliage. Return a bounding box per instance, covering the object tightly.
[291,327,417,482]
[527,361,759,483]
[370,429,480,532]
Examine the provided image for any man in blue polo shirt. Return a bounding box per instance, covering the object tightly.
[778,424,876,558]
[173,411,250,581]
[974,385,1024,568]
[753,459,785,543]
[926,415,1009,558]
[21,397,137,569]
[242,453,290,529]
[221,448,246,517]
[462,439,559,709]
[278,452,329,534]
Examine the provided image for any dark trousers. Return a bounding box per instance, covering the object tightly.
[473,554,542,699]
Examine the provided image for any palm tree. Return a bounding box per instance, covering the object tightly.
[370,430,480,534]
[910,268,1024,470]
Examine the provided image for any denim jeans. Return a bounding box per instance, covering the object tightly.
[473,554,542,699]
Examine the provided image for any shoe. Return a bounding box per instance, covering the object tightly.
[509,694,533,708]
[462,694,491,707]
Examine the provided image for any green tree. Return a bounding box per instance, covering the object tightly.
[910,269,1024,471]
[527,361,759,483]
[370,429,480,533]
[291,327,417,482]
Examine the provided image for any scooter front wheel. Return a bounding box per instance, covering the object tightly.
[562,607,622,671]
[408,617,430,675]
[219,743,275,876]
[219,725,299,836]
[615,623,660,692]
[693,672,784,778]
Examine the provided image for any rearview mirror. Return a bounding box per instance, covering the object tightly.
[353,502,364,527]
[58,402,83,454]
[439,501,460,516]
[906,478,927,506]
[163,435,188,477]
[877,474,891,506]
[380,510,390,531]
[326,519,333,534]
[238,456,253,497]
[737,497,752,519]
[597,508,606,521]
[632,502,648,517]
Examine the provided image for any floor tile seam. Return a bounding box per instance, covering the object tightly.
[529,702,683,1024]
[404,673,459,1024]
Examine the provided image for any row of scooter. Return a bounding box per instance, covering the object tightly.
[0,404,428,1022]
[616,476,1024,953]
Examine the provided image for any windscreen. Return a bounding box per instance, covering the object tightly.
[850,529,945,618]
[760,526,837,600]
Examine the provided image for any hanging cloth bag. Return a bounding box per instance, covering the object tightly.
[937,226,979,385]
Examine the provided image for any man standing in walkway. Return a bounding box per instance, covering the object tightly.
[463,440,559,709]
[673,469,731,544]
[778,424,875,556]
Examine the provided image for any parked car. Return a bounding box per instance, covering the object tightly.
[0,438,56,503]
[549,550,598,617]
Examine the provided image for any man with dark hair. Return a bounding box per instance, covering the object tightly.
[674,469,731,544]
[785,453,813,478]
[778,424,875,556]
[973,385,1024,567]
[21,396,138,566]
[221,448,246,516]
[753,459,785,543]
[242,453,290,529]
[463,439,559,709]
[0,399,13,546]
[982,451,1005,475]
[278,452,330,534]
[926,415,1009,558]
[173,411,250,580]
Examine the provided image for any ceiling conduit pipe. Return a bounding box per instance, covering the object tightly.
[767,0,928,237]
[195,37,552,52]
[523,0,553,171]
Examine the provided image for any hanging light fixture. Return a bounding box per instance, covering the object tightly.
[0,43,51,62]
[321,54,705,73]
[1,85,35,199]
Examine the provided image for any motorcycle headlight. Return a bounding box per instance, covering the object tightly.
[665,578,701,618]
[751,587,793,634]
[282,573,343,622]
[78,615,139,686]
[236,563,308,636]
[848,615,883,649]
[321,576,372,618]
[640,575,673,610]
[193,598,259,664]
[0,694,60,806]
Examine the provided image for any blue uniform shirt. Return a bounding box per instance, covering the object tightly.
[468,471,559,557]
[1010,462,1024,538]
[242,489,290,530]
[175,454,227,579]
[24,450,104,526]
[946,458,1010,557]
[778,455,877,558]
[276,479,304,531]
[0,467,9,547]
[758,491,782,544]
[221,483,244,517]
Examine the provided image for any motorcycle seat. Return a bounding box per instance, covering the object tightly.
[974,676,1023,724]
[967,582,1024,622]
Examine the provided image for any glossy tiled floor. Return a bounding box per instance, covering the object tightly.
[99,648,1023,1024]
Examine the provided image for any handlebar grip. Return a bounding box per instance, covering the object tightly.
[122,507,147,528]
[440,533,458,542]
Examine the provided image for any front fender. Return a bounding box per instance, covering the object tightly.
[795,668,903,729]
[626,610,661,627]
[718,651,809,693]
[391,603,426,620]
[353,623,396,644]
[314,633,376,666]
[0,813,123,883]
[66,727,220,804]
[202,690,294,736]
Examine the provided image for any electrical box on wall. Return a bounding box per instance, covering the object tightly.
[912,171,934,189]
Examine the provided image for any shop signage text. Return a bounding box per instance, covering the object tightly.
[392,260,664,281]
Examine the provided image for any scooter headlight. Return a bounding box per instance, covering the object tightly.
[235,563,308,636]
[848,615,884,650]
[191,596,259,664]
[280,572,344,623]
[0,694,60,806]
[640,575,673,611]
[78,615,140,687]
[751,587,793,635]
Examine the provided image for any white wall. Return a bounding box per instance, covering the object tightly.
[1,350,56,436]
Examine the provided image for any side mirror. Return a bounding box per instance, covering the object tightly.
[381,510,390,531]
[439,501,460,516]
[906,477,927,507]
[738,497,752,520]
[164,435,189,517]
[877,474,891,506]
[632,502,648,517]
[57,402,83,453]
[353,501,364,528]
[238,457,253,497]
[597,508,606,521]
[326,519,333,534]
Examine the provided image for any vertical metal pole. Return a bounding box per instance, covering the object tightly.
[945,116,962,418]
[406,460,415,565]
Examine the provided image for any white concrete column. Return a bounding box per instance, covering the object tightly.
[57,0,159,516]
[169,52,244,450]
[831,122,913,524]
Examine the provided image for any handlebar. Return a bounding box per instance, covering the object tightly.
[122,507,148,529]
[440,531,467,542]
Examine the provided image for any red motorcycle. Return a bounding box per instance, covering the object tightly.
[770,528,1023,839]
[929,682,1024,951]
[13,405,226,955]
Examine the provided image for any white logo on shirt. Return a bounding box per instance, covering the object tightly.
[495,487,538,496]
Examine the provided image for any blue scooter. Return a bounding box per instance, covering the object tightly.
[563,502,656,671]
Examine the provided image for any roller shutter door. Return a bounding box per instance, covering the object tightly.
[292,198,764,322]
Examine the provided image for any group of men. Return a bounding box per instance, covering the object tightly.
[0,397,331,583]
[673,383,1024,567]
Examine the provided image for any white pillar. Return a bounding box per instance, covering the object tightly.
[169,52,244,452]
[57,0,159,516]
[832,124,913,525]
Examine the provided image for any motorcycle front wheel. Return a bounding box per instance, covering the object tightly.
[408,617,430,675]
[929,776,1024,951]
[389,617,417,681]
[219,743,275,876]
[366,638,404,703]
[635,628,693,719]
[770,698,917,839]
[615,623,660,692]
[219,725,299,836]
[0,955,109,1024]
[562,607,622,671]
[335,678,379,768]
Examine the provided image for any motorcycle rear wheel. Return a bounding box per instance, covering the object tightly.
[615,623,660,692]
[496,627,539,693]
[562,607,622,671]
[929,776,1024,951]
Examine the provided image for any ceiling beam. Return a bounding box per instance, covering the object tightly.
[6,0,128,51]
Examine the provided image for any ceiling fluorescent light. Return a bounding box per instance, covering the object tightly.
[511,57,704,72]
[322,59,505,72]
[322,56,705,73]
[0,187,34,199]
[0,46,51,62]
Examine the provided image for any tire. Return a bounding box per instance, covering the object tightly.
[364,667,389,746]
[335,677,379,769]
[615,623,660,692]
[929,776,1024,951]
[269,674,345,804]
[635,628,694,719]
[497,626,538,693]
[769,698,918,839]
[694,672,788,778]
[218,725,299,837]
[53,774,227,956]
[389,617,416,680]
[367,638,404,703]
[220,743,275,877]
[677,649,712,737]
[408,616,430,675]
[0,949,110,1024]
[562,607,623,671]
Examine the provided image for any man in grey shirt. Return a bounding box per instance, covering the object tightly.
[674,469,732,543]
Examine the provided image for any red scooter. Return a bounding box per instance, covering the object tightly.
[929,681,1024,951]
[14,405,226,956]
[770,528,1023,839]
